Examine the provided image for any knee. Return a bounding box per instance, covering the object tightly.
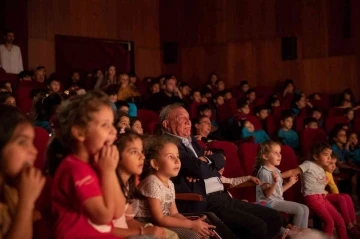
[324,218,335,228]
[302,205,310,215]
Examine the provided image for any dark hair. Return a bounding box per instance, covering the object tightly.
[0,81,11,88]
[47,75,60,86]
[150,80,160,88]
[304,117,317,127]
[215,79,224,85]
[36,66,45,71]
[245,88,255,96]
[18,70,32,79]
[0,92,14,104]
[192,115,209,135]
[308,93,320,101]
[105,84,119,96]
[115,100,129,110]
[0,105,31,154]
[240,80,248,87]
[254,105,269,115]
[237,99,248,109]
[283,79,294,89]
[342,88,355,102]
[331,152,339,161]
[292,94,304,107]
[179,82,190,89]
[329,126,347,144]
[213,92,224,100]
[115,130,144,203]
[140,135,180,180]
[32,92,64,122]
[269,95,280,107]
[191,89,201,97]
[197,104,212,115]
[3,29,13,36]
[311,107,322,115]
[130,117,141,128]
[281,112,293,121]
[310,142,331,161]
[163,75,176,85]
[207,72,217,84]
[344,107,354,115]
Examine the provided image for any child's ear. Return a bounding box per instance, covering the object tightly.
[262,154,268,161]
[313,154,318,161]
[71,126,86,142]
[150,159,159,170]
[280,120,284,125]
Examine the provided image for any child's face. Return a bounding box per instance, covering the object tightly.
[83,106,117,155]
[240,105,250,115]
[200,109,212,118]
[118,138,145,176]
[282,117,293,130]
[117,116,130,130]
[180,85,191,96]
[109,94,117,103]
[314,148,332,167]
[346,110,354,121]
[263,144,282,167]
[4,82,12,92]
[118,106,129,115]
[312,111,322,120]
[129,76,137,84]
[324,158,337,173]
[344,93,351,101]
[286,84,294,93]
[1,123,38,177]
[247,92,256,102]
[195,117,211,137]
[217,81,225,91]
[151,83,160,94]
[306,122,318,129]
[4,96,16,107]
[224,92,232,100]
[314,94,321,100]
[154,143,181,178]
[244,121,255,132]
[132,120,143,135]
[334,129,347,144]
[349,133,358,146]
[296,96,306,109]
[241,84,249,93]
[215,96,224,106]
[271,100,280,108]
[108,66,116,77]
[49,81,60,93]
[257,109,268,120]
[192,92,201,103]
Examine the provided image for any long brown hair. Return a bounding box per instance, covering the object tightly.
[253,140,281,176]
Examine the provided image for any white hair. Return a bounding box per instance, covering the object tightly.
[159,103,185,125]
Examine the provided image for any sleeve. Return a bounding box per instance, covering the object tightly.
[298,161,311,173]
[71,165,102,203]
[18,47,23,72]
[139,177,162,200]
[257,169,273,185]
[326,172,339,194]
[178,143,221,179]
[220,176,251,186]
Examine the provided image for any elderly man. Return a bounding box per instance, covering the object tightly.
[160,104,283,239]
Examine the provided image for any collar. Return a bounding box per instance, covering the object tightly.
[261,165,280,173]
[166,132,192,143]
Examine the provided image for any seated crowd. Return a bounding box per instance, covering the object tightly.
[1,68,360,239]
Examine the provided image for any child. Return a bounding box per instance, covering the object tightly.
[348,132,360,165]
[117,112,131,132]
[130,117,144,135]
[282,79,295,98]
[105,85,119,111]
[291,94,307,116]
[311,108,323,128]
[245,89,256,105]
[136,135,217,239]
[0,105,46,239]
[236,99,251,117]
[325,153,360,236]
[240,80,250,94]
[150,81,160,94]
[213,93,224,107]
[277,113,299,150]
[197,104,218,130]
[223,90,232,101]
[344,108,354,127]
[0,92,16,106]
[116,100,130,114]
[0,80,13,92]
[254,141,309,231]
[304,117,318,129]
[47,77,61,93]
[112,131,176,239]
[254,105,269,129]
[240,119,270,144]
[215,79,225,92]
[51,91,125,239]
[281,142,348,238]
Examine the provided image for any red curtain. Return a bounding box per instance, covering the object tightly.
[55,35,132,89]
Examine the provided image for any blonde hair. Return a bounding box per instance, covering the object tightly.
[253,140,281,176]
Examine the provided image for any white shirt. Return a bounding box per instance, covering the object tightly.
[256,166,284,204]
[0,44,23,74]
[299,160,328,196]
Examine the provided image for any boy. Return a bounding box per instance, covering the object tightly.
[47,77,61,93]
[277,113,299,150]
[223,90,233,101]
[311,107,323,128]
[255,105,269,129]
[245,89,256,104]
[115,100,129,114]
[304,117,318,129]
[216,79,225,92]
[236,99,250,118]
[198,104,218,130]
[105,85,118,111]
[213,93,225,107]
[344,107,354,127]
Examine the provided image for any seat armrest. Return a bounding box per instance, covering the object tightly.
[175,193,204,201]
[223,181,256,189]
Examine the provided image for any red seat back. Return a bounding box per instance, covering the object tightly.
[15,81,34,114]
[34,127,50,171]
[295,115,306,132]
[188,102,201,119]
[328,107,344,116]
[265,115,278,138]
[300,128,328,157]
[324,116,348,133]
[137,109,159,134]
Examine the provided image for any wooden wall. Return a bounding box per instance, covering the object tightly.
[27,0,161,79]
[160,0,360,96]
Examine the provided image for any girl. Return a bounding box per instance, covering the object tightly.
[105,65,118,86]
[51,90,125,239]
[325,153,360,236]
[239,119,270,144]
[254,141,309,231]
[112,130,177,239]
[281,142,348,239]
[0,105,45,239]
[130,118,143,135]
[117,112,131,133]
[0,92,16,106]
[135,135,216,239]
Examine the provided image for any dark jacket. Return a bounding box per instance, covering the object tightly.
[170,135,226,213]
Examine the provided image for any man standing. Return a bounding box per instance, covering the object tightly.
[0,30,23,74]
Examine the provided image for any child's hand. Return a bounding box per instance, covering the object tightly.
[190,216,216,238]
[94,145,119,172]
[18,166,46,206]
[272,172,279,183]
[144,226,166,238]
[250,176,261,185]
[204,150,213,156]
[289,175,298,185]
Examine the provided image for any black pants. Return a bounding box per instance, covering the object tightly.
[206,191,283,239]
[183,212,238,239]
